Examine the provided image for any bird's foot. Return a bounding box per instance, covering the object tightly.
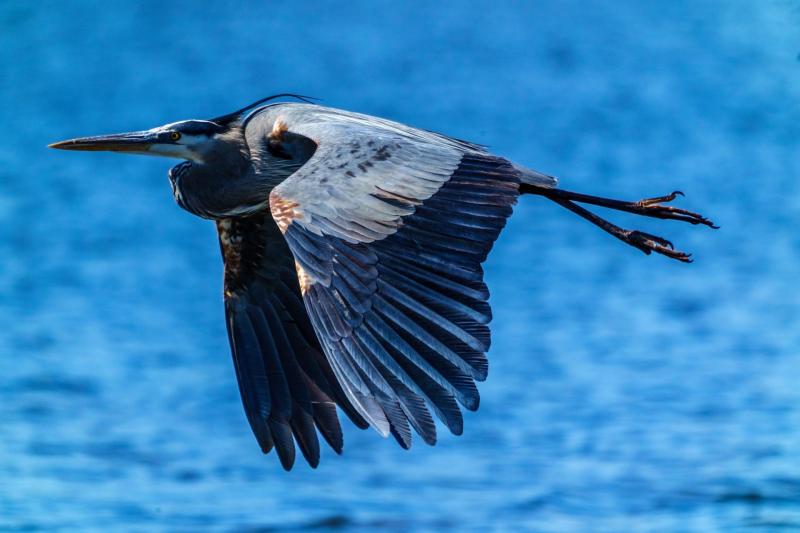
[624,230,692,263]
[631,191,718,228]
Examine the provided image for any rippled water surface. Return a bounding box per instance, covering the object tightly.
[2,1,800,531]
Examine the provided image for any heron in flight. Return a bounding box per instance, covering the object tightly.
[50,95,715,470]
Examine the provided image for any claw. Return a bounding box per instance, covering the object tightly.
[631,231,674,249]
[627,230,691,262]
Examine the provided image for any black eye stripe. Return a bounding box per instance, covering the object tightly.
[170,120,224,136]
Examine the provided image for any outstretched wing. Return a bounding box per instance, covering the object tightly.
[218,214,367,470]
[253,105,524,447]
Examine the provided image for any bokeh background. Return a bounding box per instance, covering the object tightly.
[2,1,800,531]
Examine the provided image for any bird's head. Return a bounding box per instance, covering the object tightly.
[49,119,232,163]
[49,94,317,164]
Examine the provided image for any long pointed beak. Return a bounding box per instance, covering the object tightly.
[48,130,160,153]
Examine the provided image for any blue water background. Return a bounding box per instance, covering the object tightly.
[2,1,800,531]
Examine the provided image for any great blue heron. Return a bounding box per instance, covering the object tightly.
[50,95,716,470]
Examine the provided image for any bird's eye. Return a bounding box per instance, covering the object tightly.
[170,131,181,141]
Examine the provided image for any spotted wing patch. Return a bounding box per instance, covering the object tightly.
[268,119,459,245]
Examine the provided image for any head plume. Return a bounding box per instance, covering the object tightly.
[211,93,319,127]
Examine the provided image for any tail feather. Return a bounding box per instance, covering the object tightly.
[512,162,558,188]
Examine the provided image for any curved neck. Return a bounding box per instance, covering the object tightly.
[170,141,261,220]
[169,126,309,220]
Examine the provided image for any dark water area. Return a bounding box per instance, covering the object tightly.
[2,1,799,531]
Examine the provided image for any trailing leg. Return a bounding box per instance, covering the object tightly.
[520,184,717,262]
[524,185,717,228]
